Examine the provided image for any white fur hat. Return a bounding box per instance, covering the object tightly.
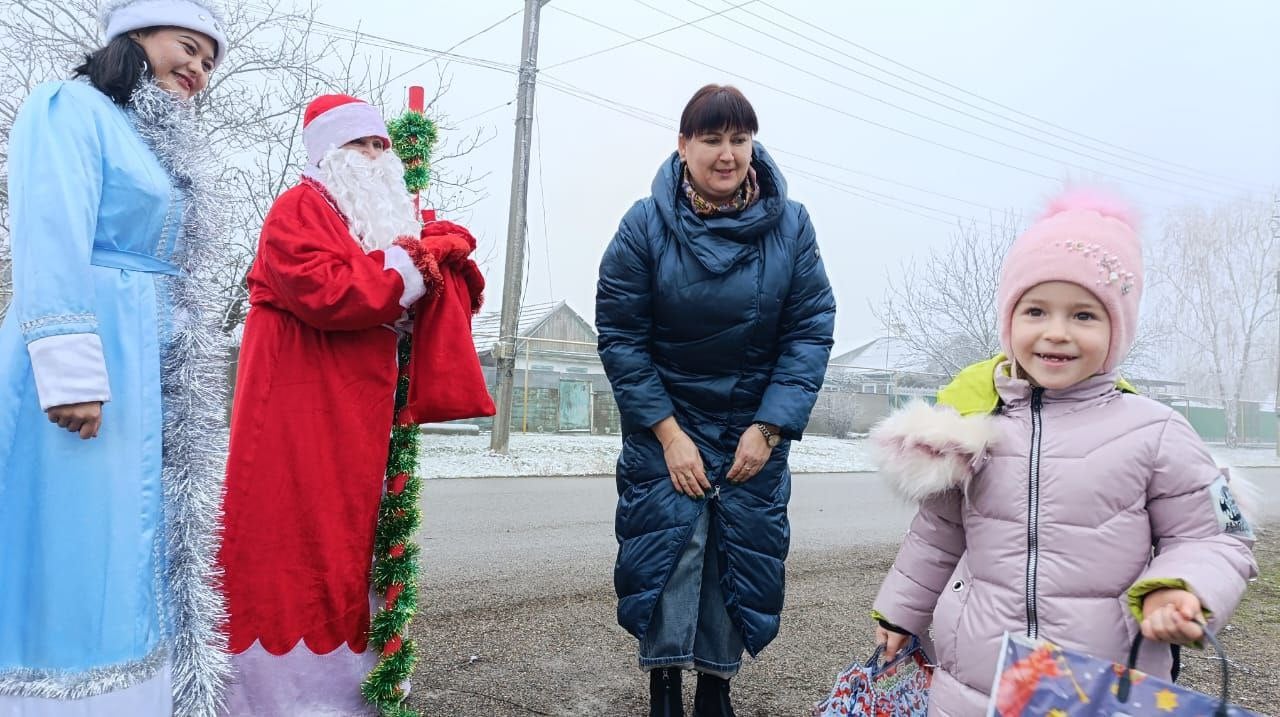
[101,0,229,67]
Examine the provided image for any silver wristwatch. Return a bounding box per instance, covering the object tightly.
[754,422,781,448]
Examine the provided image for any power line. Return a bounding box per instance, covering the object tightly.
[542,0,760,70]
[241,3,520,76]
[544,6,1089,185]
[767,147,1002,214]
[711,0,1260,194]
[783,167,959,226]
[457,98,518,124]
[242,2,1259,198]
[704,0,1263,195]
[537,73,1007,227]
[540,73,675,128]
[754,0,1261,191]
[627,0,1237,199]
[376,8,524,93]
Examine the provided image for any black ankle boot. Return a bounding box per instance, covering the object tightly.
[693,673,735,717]
[649,668,684,717]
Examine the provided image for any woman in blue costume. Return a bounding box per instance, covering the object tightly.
[0,2,232,715]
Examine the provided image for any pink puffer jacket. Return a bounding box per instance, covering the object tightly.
[872,365,1258,717]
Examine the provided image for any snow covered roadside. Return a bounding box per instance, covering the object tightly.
[1209,446,1280,468]
[415,432,1280,479]
[416,433,876,478]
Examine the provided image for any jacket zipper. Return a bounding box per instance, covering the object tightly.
[1025,387,1044,639]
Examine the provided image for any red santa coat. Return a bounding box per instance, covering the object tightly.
[219,177,424,657]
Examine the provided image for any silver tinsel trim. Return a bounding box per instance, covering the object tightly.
[130,79,233,717]
[0,647,167,700]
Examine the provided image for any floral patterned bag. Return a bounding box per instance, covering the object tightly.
[812,636,933,716]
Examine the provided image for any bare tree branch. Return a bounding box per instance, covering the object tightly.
[872,213,1019,377]
[873,209,1169,383]
[1148,196,1280,446]
[0,0,489,332]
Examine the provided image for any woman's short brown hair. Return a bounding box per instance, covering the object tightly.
[679,84,758,138]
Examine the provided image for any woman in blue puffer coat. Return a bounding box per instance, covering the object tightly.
[596,84,836,717]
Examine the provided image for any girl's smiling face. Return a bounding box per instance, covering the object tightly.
[1010,281,1112,389]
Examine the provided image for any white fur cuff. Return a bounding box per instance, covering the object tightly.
[870,400,999,503]
[383,244,427,308]
[27,333,112,410]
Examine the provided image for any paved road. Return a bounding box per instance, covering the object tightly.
[409,470,1279,715]
[417,469,1280,596]
[416,473,919,604]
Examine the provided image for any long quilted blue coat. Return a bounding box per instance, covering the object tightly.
[596,143,835,656]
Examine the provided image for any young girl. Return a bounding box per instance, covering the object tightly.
[869,191,1258,716]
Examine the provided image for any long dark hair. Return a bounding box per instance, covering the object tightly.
[72,33,151,106]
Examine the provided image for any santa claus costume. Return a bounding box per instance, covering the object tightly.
[217,95,438,716]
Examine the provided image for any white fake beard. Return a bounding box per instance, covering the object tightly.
[317,147,421,252]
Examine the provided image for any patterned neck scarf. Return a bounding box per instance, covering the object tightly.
[682,164,760,216]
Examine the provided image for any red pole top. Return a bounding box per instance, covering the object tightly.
[408,86,425,113]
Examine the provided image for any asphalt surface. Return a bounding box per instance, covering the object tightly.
[406,470,1279,716]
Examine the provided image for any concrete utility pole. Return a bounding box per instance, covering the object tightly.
[1273,197,1280,456]
[491,0,548,454]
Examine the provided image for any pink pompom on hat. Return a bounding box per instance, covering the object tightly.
[301,94,391,174]
[997,189,1143,373]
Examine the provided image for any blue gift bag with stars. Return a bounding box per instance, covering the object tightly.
[986,631,1263,717]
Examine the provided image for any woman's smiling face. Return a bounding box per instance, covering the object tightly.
[131,27,217,99]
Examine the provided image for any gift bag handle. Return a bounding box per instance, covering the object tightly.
[1118,630,1230,717]
[863,635,922,679]
[865,643,887,670]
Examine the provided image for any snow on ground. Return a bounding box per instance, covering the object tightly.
[417,433,875,478]
[1209,446,1280,468]
[416,432,1280,478]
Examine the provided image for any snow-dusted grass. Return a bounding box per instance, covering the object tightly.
[415,433,1280,478]
[416,433,876,478]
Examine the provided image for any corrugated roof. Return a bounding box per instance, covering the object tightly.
[829,335,921,371]
[472,300,575,355]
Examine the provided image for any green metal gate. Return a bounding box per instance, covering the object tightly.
[558,380,592,431]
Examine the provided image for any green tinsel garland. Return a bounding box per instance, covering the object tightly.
[362,336,423,716]
[362,106,438,717]
[386,111,438,194]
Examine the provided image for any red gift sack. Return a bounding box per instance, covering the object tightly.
[399,252,495,425]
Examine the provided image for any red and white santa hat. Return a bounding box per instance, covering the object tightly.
[302,94,391,172]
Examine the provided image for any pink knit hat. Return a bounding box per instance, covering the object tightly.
[997,189,1142,373]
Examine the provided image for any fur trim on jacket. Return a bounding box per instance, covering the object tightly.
[870,400,1000,503]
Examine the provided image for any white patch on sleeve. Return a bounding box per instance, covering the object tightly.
[1210,475,1255,540]
[27,332,112,410]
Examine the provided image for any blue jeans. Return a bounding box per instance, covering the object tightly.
[638,507,745,678]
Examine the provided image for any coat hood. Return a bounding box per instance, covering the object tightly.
[650,141,788,274]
